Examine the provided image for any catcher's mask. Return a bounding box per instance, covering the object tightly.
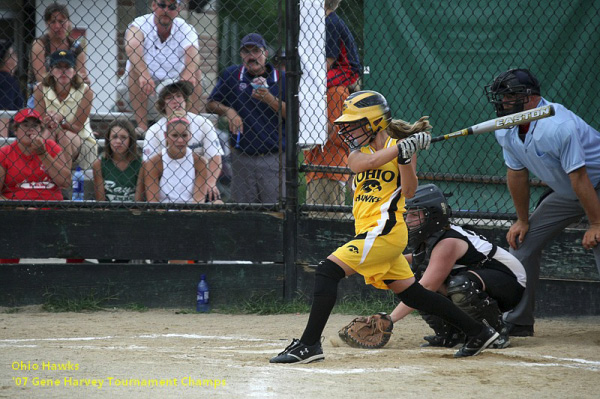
[404,184,451,248]
[484,68,541,117]
[334,90,391,150]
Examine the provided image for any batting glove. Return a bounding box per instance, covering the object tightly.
[397,132,431,161]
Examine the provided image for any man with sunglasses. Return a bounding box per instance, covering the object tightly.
[124,0,202,134]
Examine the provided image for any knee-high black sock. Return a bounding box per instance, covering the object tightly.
[398,281,482,337]
[300,260,345,346]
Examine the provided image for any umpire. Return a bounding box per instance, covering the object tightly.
[486,68,600,336]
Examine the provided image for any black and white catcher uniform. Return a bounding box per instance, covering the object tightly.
[414,224,526,347]
[427,224,526,311]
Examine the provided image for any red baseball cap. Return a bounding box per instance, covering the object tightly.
[13,108,42,124]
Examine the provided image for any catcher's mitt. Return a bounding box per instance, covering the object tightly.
[338,312,393,349]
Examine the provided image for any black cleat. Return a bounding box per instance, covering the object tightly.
[454,326,499,358]
[505,322,534,337]
[270,339,324,364]
[491,333,510,349]
[421,333,465,348]
[491,323,511,349]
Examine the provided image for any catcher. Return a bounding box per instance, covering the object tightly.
[270,91,499,364]
[339,184,526,350]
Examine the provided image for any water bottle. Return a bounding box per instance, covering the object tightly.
[196,274,210,312]
[72,166,84,201]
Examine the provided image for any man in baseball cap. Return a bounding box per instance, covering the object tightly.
[206,32,286,203]
[239,33,267,50]
[13,108,43,124]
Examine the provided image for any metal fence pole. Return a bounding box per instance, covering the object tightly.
[283,0,300,301]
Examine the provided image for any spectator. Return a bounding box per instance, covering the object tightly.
[92,118,143,202]
[33,50,98,170]
[0,40,24,111]
[303,0,361,215]
[143,117,208,203]
[28,2,88,107]
[0,40,24,138]
[144,79,223,202]
[206,33,286,203]
[0,109,70,264]
[486,68,600,336]
[123,0,202,134]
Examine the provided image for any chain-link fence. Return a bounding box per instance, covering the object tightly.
[1,0,599,224]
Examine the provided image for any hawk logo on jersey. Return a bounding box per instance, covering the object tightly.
[362,180,382,193]
[347,245,359,254]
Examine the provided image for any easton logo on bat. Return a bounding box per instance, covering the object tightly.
[495,105,553,127]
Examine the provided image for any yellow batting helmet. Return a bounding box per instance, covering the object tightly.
[334,90,391,149]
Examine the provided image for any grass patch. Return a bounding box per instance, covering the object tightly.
[218,292,312,315]
[123,303,149,312]
[213,290,399,316]
[42,289,119,312]
[3,307,21,314]
[40,287,148,313]
[175,309,197,314]
[333,291,399,315]
[36,289,400,316]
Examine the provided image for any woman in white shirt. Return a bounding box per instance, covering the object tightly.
[143,117,207,203]
[143,80,223,201]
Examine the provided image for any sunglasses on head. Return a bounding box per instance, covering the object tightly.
[156,2,178,11]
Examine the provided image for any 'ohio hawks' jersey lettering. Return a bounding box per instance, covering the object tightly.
[352,137,405,234]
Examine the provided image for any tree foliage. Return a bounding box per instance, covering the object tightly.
[216,0,363,69]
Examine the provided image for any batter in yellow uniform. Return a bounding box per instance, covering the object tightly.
[271,91,499,364]
[332,136,413,289]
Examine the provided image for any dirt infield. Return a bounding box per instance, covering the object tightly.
[0,308,599,398]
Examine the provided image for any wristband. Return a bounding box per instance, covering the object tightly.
[396,142,413,165]
[397,155,411,165]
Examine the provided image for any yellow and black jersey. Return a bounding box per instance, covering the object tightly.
[352,137,406,235]
[331,136,412,289]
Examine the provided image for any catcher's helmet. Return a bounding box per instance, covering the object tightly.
[334,90,391,150]
[485,68,541,117]
[404,184,451,248]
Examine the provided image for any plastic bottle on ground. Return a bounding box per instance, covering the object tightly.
[196,274,210,313]
[72,166,84,201]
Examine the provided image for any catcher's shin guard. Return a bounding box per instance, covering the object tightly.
[446,273,504,332]
[418,311,465,347]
